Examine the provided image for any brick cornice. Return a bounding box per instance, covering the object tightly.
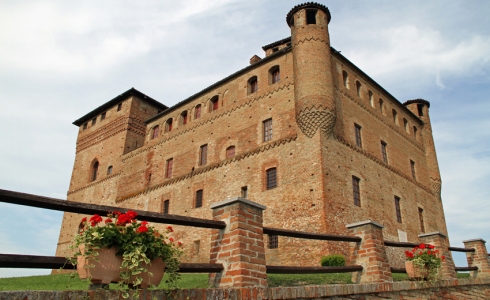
[116,134,298,203]
[67,172,122,196]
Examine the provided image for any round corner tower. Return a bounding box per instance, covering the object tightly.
[287,3,336,138]
[404,99,442,197]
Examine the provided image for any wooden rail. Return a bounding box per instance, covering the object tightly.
[390,267,406,274]
[263,227,362,242]
[0,253,223,273]
[266,265,363,274]
[449,246,476,253]
[384,241,421,248]
[455,266,478,272]
[0,189,226,229]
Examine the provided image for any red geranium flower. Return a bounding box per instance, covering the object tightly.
[177,241,183,247]
[89,214,103,226]
[81,217,87,223]
[141,221,148,226]
[428,244,435,249]
[419,244,426,249]
[166,226,173,232]
[136,225,148,233]
[105,218,113,224]
[169,237,174,243]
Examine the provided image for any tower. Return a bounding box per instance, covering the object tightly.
[287,3,336,138]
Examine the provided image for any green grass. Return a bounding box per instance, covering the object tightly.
[0,272,473,291]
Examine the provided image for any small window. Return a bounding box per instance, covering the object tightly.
[410,160,416,181]
[241,186,248,198]
[107,165,113,175]
[101,111,106,121]
[395,196,402,223]
[199,144,208,166]
[163,200,170,214]
[268,234,278,249]
[413,126,418,139]
[417,104,424,116]
[342,71,349,89]
[226,146,235,158]
[165,118,173,132]
[248,76,258,94]
[272,47,279,53]
[379,99,384,114]
[418,207,425,233]
[151,125,160,140]
[356,81,362,97]
[263,118,273,142]
[117,103,122,111]
[194,104,202,119]
[91,160,99,182]
[91,117,97,126]
[352,176,361,207]
[195,189,203,208]
[368,90,374,107]
[403,118,408,133]
[147,173,152,187]
[83,123,88,130]
[269,66,280,84]
[381,141,388,164]
[306,9,317,25]
[209,96,219,112]
[392,109,398,125]
[181,111,188,125]
[354,124,362,148]
[266,167,277,190]
[165,158,173,178]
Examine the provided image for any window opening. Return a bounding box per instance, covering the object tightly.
[226,146,236,158]
[266,167,277,190]
[352,176,361,207]
[392,109,398,124]
[209,96,219,112]
[107,165,113,175]
[163,200,170,214]
[147,173,152,187]
[91,117,96,126]
[151,125,160,140]
[403,118,408,132]
[413,126,418,139]
[356,81,361,97]
[417,104,424,116]
[91,161,99,182]
[368,91,374,107]
[165,118,173,132]
[418,207,425,232]
[101,111,106,121]
[194,104,201,119]
[195,189,203,208]
[181,111,188,125]
[381,141,388,164]
[342,71,349,89]
[410,160,416,181]
[306,9,317,24]
[379,99,384,114]
[117,103,122,111]
[263,118,273,142]
[248,77,258,94]
[199,144,208,166]
[268,235,278,249]
[241,186,248,199]
[83,123,88,130]
[354,124,362,148]
[165,158,173,178]
[395,196,402,223]
[270,66,280,84]
[272,47,279,53]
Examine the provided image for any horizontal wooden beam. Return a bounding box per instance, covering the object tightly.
[263,227,362,243]
[0,189,226,229]
[455,266,478,272]
[266,265,363,274]
[448,246,475,253]
[390,267,406,273]
[383,241,420,248]
[0,253,223,273]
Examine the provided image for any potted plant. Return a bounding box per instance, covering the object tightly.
[405,243,445,281]
[69,210,182,295]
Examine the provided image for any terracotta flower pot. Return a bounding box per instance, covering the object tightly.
[405,260,429,280]
[130,257,165,289]
[77,245,122,284]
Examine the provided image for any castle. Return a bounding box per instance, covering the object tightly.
[55,3,449,267]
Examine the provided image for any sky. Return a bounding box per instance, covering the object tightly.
[0,0,489,278]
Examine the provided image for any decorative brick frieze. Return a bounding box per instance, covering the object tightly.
[463,238,490,278]
[419,232,457,280]
[67,172,121,196]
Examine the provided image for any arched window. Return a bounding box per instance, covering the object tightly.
[165,118,173,132]
[91,160,99,182]
[392,109,398,125]
[180,111,188,125]
[209,96,219,112]
[269,66,280,85]
[151,125,159,139]
[368,90,374,107]
[248,76,258,94]
[107,165,113,175]
[379,98,385,114]
[194,104,201,119]
[356,81,362,97]
[342,70,349,89]
[226,146,236,158]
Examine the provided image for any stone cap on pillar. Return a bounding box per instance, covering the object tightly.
[418,231,447,238]
[463,238,487,244]
[346,220,383,229]
[210,197,266,211]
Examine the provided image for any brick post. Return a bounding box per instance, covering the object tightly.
[209,197,267,288]
[346,220,392,283]
[419,232,457,279]
[463,238,490,278]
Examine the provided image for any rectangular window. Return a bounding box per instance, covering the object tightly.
[165,158,173,178]
[195,105,201,119]
[395,196,402,223]
[272,69,280,84]
[83,123,88,130]
[354,124,362,148]
[381,141,388,164]
[379,99,384,114]
[199,144,208,166]
[268,234,278,249]
[266,168,277,190]
[101,111,106,121]
[241,186,248,198]
[117,103,122,111]
[417,104,424,116]
[352,176,361,207]
[392,109,398,124]
[195,189,203,208]
[413,126,418,139]
[418,207,425,233]
[263,118,273,142]
[91,117,97,125]
[403,118,408,132]
[163,200,170,214]
[306,9,317,25]
[410,160,416,181]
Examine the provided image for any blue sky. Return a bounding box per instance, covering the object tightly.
[0,0,489,277]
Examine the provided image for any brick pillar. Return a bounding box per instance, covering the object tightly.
[419,232,457,279]
[209,197,267,288]
[463,238,490,278]
[346,220,392,283]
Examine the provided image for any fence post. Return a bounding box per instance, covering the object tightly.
[346,220,392,283]
[463,238,490,278]
[208,197,267,288]
[419,232,457,279]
